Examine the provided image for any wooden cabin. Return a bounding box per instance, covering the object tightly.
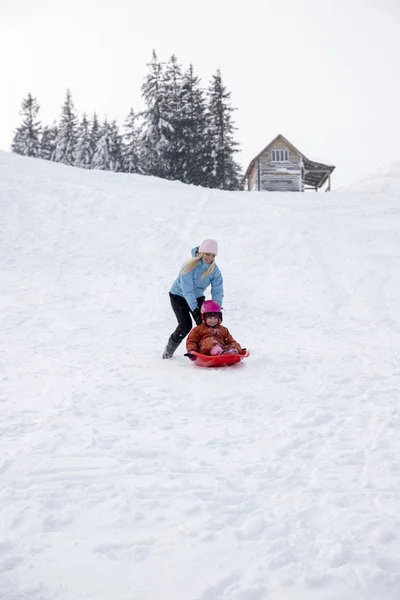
[244,134,335,192]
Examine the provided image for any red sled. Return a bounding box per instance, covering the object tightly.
[186,349,250,368]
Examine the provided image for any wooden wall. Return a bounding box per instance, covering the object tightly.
[248,140,304,192]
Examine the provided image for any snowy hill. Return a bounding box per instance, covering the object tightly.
[1,151,400,600]
[348,160,400,194]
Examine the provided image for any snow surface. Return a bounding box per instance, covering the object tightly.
[1,151,400,600]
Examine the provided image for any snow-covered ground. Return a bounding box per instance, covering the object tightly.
[1,151,400,600]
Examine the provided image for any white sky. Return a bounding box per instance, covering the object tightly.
[2,0,400,188]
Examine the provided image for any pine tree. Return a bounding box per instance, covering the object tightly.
[108,120,123,172]
[40,123,58,161]
[141,50,173,178]
[180,65,209,186]
[74,113,91,168]
[11,93,42,157]
[54,89,78,165]
[92,119,112,170]
[122,108,142,173]
[206,70,242,190]
[88,113,101,165]
[162,54,184,180]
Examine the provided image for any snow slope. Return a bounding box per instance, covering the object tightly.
[1,151,400,600]
[348,161,400,195]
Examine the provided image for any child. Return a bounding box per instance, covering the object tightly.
[186,300,242,357]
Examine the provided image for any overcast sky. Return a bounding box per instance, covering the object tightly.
[2,0,399,188]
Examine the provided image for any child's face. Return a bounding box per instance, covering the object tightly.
[205,313,219,327]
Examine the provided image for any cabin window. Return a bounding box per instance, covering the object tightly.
[271,149,289,162]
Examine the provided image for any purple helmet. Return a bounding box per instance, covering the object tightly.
[201,300,222,323]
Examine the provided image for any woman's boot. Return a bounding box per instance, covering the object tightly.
[162,336,180,359]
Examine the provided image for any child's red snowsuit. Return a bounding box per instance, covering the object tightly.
[186,323,242,355]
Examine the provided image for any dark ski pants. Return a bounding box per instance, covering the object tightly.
[169,293,205,345]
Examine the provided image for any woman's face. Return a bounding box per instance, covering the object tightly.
[202,252,216,265]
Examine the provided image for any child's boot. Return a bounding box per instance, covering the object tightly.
[221,347,239,355]
[210,344,223,356]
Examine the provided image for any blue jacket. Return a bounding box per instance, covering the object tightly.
[170,247,224,311]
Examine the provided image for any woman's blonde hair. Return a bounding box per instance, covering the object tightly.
[181,252,216,280]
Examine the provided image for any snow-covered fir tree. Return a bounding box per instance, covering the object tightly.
[54,89,78,165]
[161,54,184,180]
[108,120,123,172]
[11,93,42,157]
[205,70,242,190]
[180,65,209,186]
[88,113,101,166]
[91,119,112,171]
[122,108,142,173]
[141,50,173,178]
[40,123,58,161]
[74,113,91,169]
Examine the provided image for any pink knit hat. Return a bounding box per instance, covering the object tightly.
[199,239,218,255]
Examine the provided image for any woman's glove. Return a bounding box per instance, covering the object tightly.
[192,308,202,326]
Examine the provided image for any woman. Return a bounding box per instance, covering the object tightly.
[162,239,224,359]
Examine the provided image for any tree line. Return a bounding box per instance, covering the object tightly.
[11,51,243,190]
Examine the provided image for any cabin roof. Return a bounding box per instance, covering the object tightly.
[244,134,335,189]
